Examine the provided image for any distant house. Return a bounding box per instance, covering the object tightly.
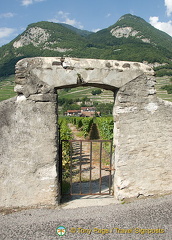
[81,107,96,117]
[81,107,96,112]
[66,107,100,117]
[66,110,81,116]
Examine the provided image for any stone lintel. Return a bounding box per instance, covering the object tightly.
[15,57,154,97]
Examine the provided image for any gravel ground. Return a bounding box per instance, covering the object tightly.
[0,194,172,240]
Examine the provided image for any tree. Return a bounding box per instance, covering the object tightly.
[91,89,102,95]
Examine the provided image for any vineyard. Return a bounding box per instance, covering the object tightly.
[58,116,114,141]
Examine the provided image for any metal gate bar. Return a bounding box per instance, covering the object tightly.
[79,140,82,194]
[89,141,92,194]
[61,139,114,196]
[70,141,72,194]
[109,142,113,194]
[99,141,102,194]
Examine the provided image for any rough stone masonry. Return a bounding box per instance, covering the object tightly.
[0,57,172,208]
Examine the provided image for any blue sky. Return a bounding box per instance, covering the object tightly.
[0,0,172,47]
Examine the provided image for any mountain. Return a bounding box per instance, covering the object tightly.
[87,14,172,62]
[0,14,172,77]
[0,21,88,76]
[59,23,92,37]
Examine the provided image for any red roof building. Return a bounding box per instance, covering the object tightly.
[66,110,81,116]
[66,107,100,117]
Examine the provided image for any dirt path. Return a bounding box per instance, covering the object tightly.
[65,124,113,196]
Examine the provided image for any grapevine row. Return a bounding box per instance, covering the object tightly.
[59,116,114,140]
[95,117,114,140]
[58,117,72,178]
[67,116,93,137]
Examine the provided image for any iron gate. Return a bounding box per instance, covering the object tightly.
[59,140,114,196]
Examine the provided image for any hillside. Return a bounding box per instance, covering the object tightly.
[0,21,88,76]
[57,87,114,116]
[0,14,172,78]
[87,14,172,62]
[59,23,92,37]
[0,14,172,105]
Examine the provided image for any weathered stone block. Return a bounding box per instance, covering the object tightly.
[113,75,172,200]
[0,98,58,207]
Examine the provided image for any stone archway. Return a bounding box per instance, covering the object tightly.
[0,57,172,208]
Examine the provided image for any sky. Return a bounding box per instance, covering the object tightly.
[0,0,172,47]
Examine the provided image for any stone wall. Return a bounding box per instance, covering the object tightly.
[0,57,171,208]
[113,75,172,199]
[0,97,59,208]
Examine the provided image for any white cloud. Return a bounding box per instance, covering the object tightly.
[106,13,111,18]
[0,12,15,18]
[165,0,172,16]
[48,11,84,29]
[0,27,16,39]
[58,11,69,18]
[21,0,45,6]
[149,16,172,36]
[35,0,45,2]
[21,0,32,6]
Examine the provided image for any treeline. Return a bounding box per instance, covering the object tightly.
[161,84,172,94]
[154,63,172,77]
[154,64,172,95]
[58,96,90,113]
[58,96,114,116]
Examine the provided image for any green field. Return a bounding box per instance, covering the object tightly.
[155,76,172,102]
[57,87,114,103]
[0,75,16,101]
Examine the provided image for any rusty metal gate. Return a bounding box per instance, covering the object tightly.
[59,140,114,196]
